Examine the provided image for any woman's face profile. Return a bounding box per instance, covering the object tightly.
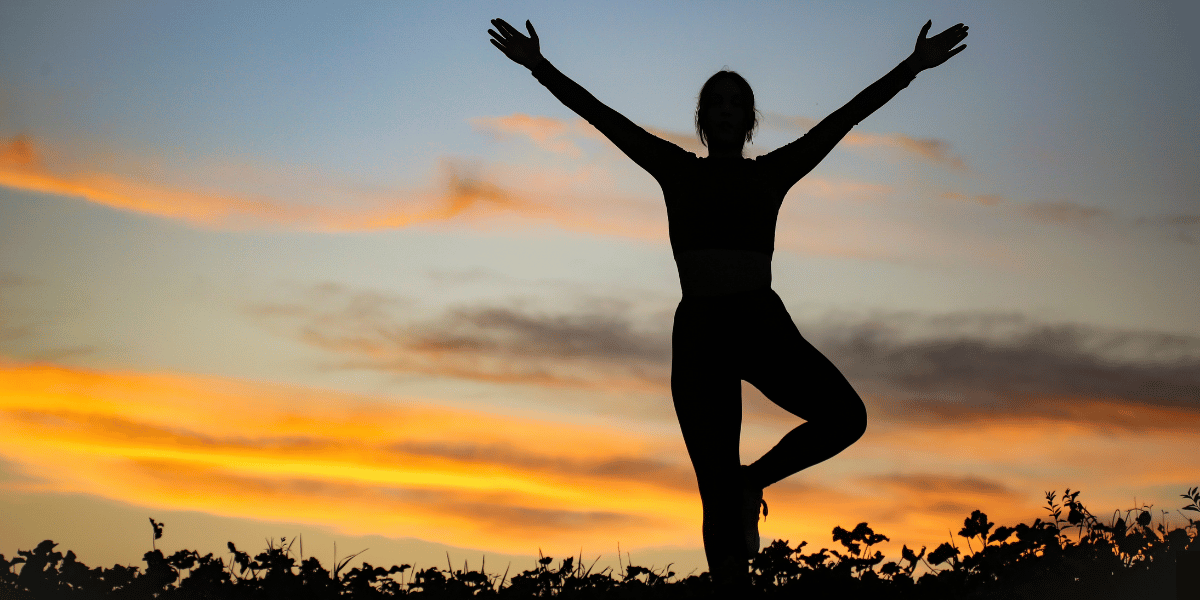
[705,78,748,146]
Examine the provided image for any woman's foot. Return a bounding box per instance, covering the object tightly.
[741,467,767,557]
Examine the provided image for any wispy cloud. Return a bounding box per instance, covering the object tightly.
[0,272,36,343]
[761,112,968,170]
[1151,213,1200,245]
[809,310,1200,431]
[0,135,555,232]
[471,114,708,158]
[1021,200,1112,228]
[941,191,1005,206]
[387,439,695,494]
[470,114,603,158]
[246,281,1200,436]
[860,472,1016,497]
[0,135,674,244]
[244,282,673,398]
[854,473,1023,522]
[938,189,1200,244]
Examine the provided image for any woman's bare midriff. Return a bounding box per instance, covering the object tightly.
[675,248,772,296]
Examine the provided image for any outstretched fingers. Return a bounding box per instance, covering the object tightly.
[943,26,968,55]
[933,23,969,46]
[487,26,513,59]
[489,18,524,55]
[911,20,969,69]
[489,19,508,42]
[495,18,524,41]
[927,23,968,61]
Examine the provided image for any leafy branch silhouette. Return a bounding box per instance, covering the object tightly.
[0,486,1196,598]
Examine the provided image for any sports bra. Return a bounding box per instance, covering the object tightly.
[529,58,916,260]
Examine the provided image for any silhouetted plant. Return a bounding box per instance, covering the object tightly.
[1,486,1197,598]
[148,519,164,553]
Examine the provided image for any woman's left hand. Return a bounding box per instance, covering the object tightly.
[907,20,968,72]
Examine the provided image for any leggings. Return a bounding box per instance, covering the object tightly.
[670,287,868,578]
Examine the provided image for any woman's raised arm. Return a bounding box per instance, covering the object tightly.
[488,18,687,178]
[758,20,969,192]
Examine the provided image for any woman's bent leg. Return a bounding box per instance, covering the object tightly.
[741,294,868,490]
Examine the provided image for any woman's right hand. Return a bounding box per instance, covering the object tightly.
[907,20,968,72]
[488,18,544,70]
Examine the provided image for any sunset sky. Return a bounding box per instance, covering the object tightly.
[2,0,1198,582]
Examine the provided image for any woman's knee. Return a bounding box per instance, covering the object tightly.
[845,397,868,441]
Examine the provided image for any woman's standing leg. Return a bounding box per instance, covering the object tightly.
[670,301,749,590]
[741,292,868,492]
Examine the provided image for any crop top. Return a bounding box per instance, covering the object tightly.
[530,58,917,260]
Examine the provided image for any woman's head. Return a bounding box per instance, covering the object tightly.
[695,70,760,150]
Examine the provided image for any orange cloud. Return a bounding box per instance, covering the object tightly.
[873,134,966,171]
[762,112,967,170]
[472,114,709,158]
[2,357,1196,576]
[791,178,894,202]
[0,359,698,552]
[0,134,38,167]
[473,114,755,159]
[0,134,674,245]
[470,114,603,157]
[0,136,557,232]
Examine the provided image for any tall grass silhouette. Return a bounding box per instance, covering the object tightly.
[3,486,1197,598]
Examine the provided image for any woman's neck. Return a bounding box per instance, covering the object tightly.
[706,140,744,159]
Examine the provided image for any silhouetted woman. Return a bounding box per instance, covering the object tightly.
[488,17,967,592]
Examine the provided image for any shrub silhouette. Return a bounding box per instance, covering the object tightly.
[1,486,1197,598]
